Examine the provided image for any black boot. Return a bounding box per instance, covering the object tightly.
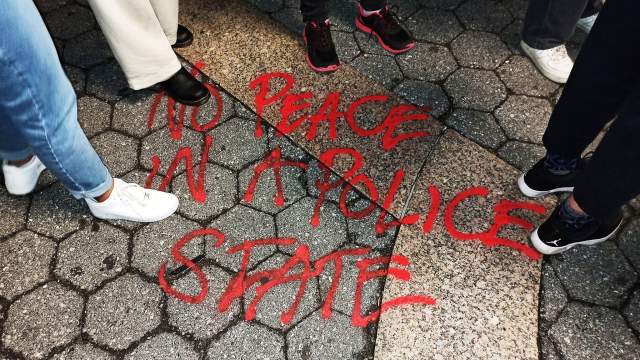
[160,67,210,106]
[172,25,193,48]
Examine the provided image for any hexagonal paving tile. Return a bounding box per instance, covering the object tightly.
[539,262,567,326]
[172,163,237,221]
[124,332,199,360]
[332,30,360,63]
[318,245,383,316]
[63,30,112,69]
[207,205,276,271]
[550,302,640,359]
[140,127,205,174]
[113,91,167,138]
[277,197,347,260]
[77,96,111,138]
[623,289,640,334]
[244,253,320,329]
[397,43,458,82]
[616,217,640,271]
[167,265,240,339]
[86,61,129,102]
[267,126,309,162]
[455,0,512,33]
[0,186,29,238]
[393,79,450,118]
[404,8,462,44]
[0,231,55,300]
[132,215,202,277]
[451,31,510,70]
[85,274,162,350]
[549,242,638,307]
[63,65,87,95]
[494,95,552,143]
[497,56,559,97]
[51,341,114,360]
[503,0,528,19]
[286,311,367,360]
[191,86,236,129]
[445,109,506,149]
[3,282,82,359]
[305,160,359,204]
[27,182,92,239]
[55,223,128,291]
[346,198,396,250]
[271,6,304,34]
[209,117,268,170]
[206,321,285,359]
[45,4,95,40]
[90,131,139,177]
[354,31,392,56]
[497,140,546,171]
[239,160,306,214]
[351,54,403,89]
[444,68,507,111]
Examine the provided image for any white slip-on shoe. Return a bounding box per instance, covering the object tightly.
[86,178,179,223]
[2,156,46,195]
[576,14,598,33]
[520,41,574,84]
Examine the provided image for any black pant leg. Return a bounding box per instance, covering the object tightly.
[522,0,598,49]
[301,0,329,22]
[359,0,387,11]
[574,85,640,220]
[542,0,640,160]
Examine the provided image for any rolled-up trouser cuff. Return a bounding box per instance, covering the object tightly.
[68,175,113,200]
[126,60,182,90]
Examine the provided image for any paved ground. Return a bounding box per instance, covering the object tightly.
[0,0,638,359]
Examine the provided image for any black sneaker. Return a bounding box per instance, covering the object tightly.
[531,206,623,255]
[518,157,588,197]
[303,20,340,73]
[172,25,194,48]
[355,5,414,54]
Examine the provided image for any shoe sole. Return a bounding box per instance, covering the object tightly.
[355,17,415,55]
[519,41,569,84]
[172,38,193,49]
[168,90,211,107]
[531,219,623,255]
[302,31,340,73]
[517,174,574,198]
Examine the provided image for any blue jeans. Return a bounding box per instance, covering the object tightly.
[0,0,112,199]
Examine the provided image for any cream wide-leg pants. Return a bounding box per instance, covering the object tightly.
[88,0,182,90]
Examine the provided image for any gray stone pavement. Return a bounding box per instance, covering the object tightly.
[0,0,638,359]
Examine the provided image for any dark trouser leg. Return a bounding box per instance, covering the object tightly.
[522,0,603,49]
[541,0,640,219]
[573,86,640,220]
[300,0,329,22]
[359,0,386,11]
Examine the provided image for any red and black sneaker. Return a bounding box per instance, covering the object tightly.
[303,20,340,73]
[355,5,415,54]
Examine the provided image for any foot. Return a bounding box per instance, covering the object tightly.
[576,14,598,33]
[355,5,414,54]
[160,67,210,106]
[303,20,340,73]
[520,41,573,84]
[2,156,46,195]
[518,157,586,198]
[531,204,623,255]
[172,25,194,48]
[86,178,179,222]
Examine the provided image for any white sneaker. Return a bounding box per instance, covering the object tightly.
[2,156,46,195]
[520,41,574,84]
[576,14,598,33]
[86,178,179,222]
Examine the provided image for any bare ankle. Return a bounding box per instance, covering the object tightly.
[94,178,115,203]
[567,195,586,215]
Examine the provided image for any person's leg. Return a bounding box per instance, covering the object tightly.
[542,0,640,160]
[149,0,179,45]
[300,0,329,22]
[573,85,640,220]
[0,120,32,163]
[522,0,593,49]
[0,0,112,199]
[87,0,181,90]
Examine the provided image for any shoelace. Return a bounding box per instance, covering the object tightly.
[118,182,151,209]
[309,20,333,50]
